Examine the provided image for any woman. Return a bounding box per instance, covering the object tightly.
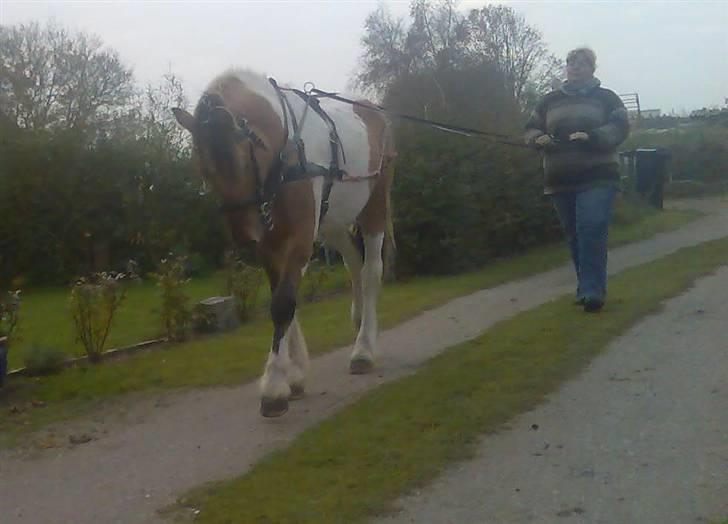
[525,47,630,312]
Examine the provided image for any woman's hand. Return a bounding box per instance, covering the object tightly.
[535,134,553,146]
[569,131,589,141]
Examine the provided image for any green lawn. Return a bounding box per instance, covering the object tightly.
[172,235,728,524]
[0,206,702,443]
[8,265,351,370]
[9,274,224,369]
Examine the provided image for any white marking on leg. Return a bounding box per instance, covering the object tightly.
[287,315,309,390]
[352,232,384,364]
[260,335,292,400]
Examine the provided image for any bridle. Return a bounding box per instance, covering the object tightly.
[199,79,338,232]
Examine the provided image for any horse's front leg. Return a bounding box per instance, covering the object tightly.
[286,314,309,400]
[259,276,295,417]
[259,247,311,417]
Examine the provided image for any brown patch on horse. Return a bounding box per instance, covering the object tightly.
[353,100,396,176]
[214,76,284,151]
[257,179,316,287]
[354,101,396,236]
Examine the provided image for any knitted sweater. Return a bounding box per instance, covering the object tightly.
[524,79,630,194]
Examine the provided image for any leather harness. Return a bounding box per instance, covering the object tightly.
[212,78,348,231]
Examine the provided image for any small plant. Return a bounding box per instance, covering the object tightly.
[153,256,192,341]
[70,273,127,363]
[22,345,67,376]
[0,290,20,385]
[300,259,330,302]
[224,252,263,322]
[0,289,21,342]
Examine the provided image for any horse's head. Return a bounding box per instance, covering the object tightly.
[173,82,284,245]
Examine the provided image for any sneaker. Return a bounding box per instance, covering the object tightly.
[583,298,604,313]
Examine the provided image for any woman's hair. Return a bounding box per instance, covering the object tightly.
[566,47,597,72]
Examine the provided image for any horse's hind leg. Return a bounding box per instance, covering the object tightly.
[350,231,384,374]
[325,229,365,334]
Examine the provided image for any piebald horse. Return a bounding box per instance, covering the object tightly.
[173,70,395,417]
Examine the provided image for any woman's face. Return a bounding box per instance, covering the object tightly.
[566,53,594,83]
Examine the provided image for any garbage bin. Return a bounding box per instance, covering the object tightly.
[620,148,671,209]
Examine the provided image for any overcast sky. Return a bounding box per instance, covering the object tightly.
[1,1,726,114]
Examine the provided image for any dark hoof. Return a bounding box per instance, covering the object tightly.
[260,397,289,418]
[289,384,305,400]
[349,358,374,375]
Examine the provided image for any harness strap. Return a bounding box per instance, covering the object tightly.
[268,78,289,147]
[240,79,356,232]
[291,90,347,170]
[288,89,347,224]
[273,82,307,171]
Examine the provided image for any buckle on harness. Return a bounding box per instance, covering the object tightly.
[260,201,273,230]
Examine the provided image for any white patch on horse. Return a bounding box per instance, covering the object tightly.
[319,226,364,330]
[311,176,324,241]
[286,316,309,391]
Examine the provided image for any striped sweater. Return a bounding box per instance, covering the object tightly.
[524,82,630,194]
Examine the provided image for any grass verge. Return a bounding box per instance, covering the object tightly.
[0,207,702,444]
[8,266,351,370]
[173,236,728,524]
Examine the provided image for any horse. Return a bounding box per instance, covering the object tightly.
[173,70,396,417]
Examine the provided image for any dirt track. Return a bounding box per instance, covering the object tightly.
[1,199,727,524]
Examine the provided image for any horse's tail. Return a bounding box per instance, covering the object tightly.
[381,126,397,279]
[353,99,397,277]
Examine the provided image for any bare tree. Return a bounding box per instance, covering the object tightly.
[0,21,134,130]
[355,2,561,108]
[356,0,466,115]
[462,5,563,104]
[356,5,412,95]
[142,71,191,158]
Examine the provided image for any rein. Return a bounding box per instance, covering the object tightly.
[213,79,527,232]
[308,88,530,149]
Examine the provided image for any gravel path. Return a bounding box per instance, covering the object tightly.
[375,266,728,524]
[1,199,727,524]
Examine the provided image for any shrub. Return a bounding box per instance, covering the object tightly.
[22,344,67,375]
[191,305,217,334]
[224,252,264,322]
[69,273,127,363]
[300,259,331,302]
[0,289,21,342]
[624,124,728,192]
[153,256,192,341]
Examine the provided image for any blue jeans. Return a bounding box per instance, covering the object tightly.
[551,186,616,302]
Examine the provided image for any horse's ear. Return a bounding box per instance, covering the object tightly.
[209,106,237,132]
[172,108,196,133]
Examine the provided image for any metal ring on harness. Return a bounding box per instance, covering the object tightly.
[260,201,273,228]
